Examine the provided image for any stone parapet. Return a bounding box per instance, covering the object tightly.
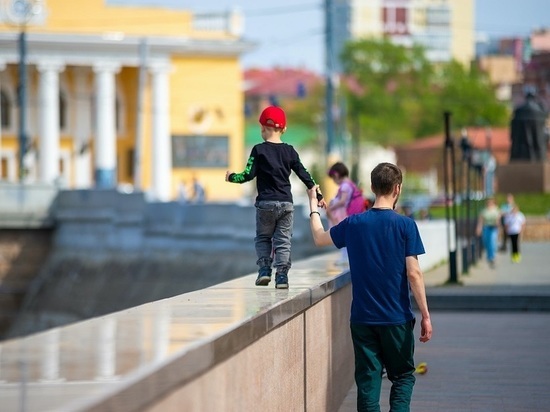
[0,253,355,412]
[524,217,550,241]
[496,161,550,193]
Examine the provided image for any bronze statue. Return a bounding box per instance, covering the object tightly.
[510,89,548,161]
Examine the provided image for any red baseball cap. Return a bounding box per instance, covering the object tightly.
[259,106,286,129]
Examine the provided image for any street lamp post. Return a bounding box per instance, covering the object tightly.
[17,28,28,181]
[324,0,335,156]
[471,151,485,263]
[459,130,472,274]
[3,0,43,181]
[443,112,458,284]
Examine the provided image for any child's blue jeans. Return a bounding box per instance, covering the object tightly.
[254,200,294,273]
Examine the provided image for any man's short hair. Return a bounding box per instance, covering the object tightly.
[371,163,402,196]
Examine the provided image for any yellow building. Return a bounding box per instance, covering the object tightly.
[0,0,253,201]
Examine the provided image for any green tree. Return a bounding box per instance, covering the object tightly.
[340,38,509,145]
[341,38,437,145]
[437,60,509,128]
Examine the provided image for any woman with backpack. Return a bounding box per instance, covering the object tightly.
[326,162,366,265]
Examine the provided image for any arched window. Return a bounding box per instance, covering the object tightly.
[1,89,11,128]
[59,91,67,130]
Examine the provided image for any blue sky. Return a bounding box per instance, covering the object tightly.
[110,0,550,73]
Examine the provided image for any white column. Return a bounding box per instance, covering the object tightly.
[96,318,117,381]
[37,61,65,184]
[93,62,120,188]
[153,302,171,362]
[150,64,172,201]
[73,67,92,188]
[40,329,63,382]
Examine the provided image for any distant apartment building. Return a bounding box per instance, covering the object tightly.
[0,0,252,201]
[476,29,550,109]
[345,0,474,65]
[477,55,521,102]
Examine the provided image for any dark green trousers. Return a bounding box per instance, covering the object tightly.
[350,320,416,412]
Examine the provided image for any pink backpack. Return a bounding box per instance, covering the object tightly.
[343,181,366,216]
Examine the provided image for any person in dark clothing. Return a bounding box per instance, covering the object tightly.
[510,88,548,162]
[225,106,326,289]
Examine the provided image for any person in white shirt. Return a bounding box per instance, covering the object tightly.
[504,205,526,263]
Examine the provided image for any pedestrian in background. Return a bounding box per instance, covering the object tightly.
[192,175,206,203]
[225,106,326,289]
[178,179,189,204]
[326,162,366,265]
[505,204,526,263]
[499,193,515,252]
[307,162,432,412]
[476,197,501,268]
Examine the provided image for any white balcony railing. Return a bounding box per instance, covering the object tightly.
[192,9,244,37]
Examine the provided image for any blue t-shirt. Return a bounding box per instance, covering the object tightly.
[330,208,425,325]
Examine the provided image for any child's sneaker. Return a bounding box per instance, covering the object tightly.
[255,267,272,286]
[275,272,289,289]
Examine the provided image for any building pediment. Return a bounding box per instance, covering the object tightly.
[0,32,255,66]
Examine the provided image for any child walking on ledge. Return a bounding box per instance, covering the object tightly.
[225,106,326,289]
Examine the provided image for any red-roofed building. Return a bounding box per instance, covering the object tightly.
[244,68,323,118]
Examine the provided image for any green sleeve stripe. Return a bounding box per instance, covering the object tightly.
[231,156,255,183]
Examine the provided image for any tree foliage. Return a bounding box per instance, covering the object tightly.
[340,38,509,145]
[437,61,509,128]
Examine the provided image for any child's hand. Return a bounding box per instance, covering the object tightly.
[307,186,327,209]
[225,171,232,182]
[307,186,318,201]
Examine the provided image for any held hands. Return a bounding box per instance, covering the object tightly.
[308,185,327,209]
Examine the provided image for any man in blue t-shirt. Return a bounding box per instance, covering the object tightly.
[307,162,432,412]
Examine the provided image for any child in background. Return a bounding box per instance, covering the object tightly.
[326,162,365,224]
[505,204,526,263]
[499,193,515,252]
[225,106,326,289]
[326,162,366,264]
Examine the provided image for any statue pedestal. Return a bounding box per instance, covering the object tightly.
[497,161,550,193]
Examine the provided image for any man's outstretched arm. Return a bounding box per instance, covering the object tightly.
[307,186,333,247]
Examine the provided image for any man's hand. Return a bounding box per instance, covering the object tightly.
[308,186,327,209]
[419,317,432,343]
[306,185,333,247]
[225,171,233,182]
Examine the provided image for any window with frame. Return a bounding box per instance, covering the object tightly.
[1,89,11,128]
[59,91,67,130]
[172,135,229,168]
